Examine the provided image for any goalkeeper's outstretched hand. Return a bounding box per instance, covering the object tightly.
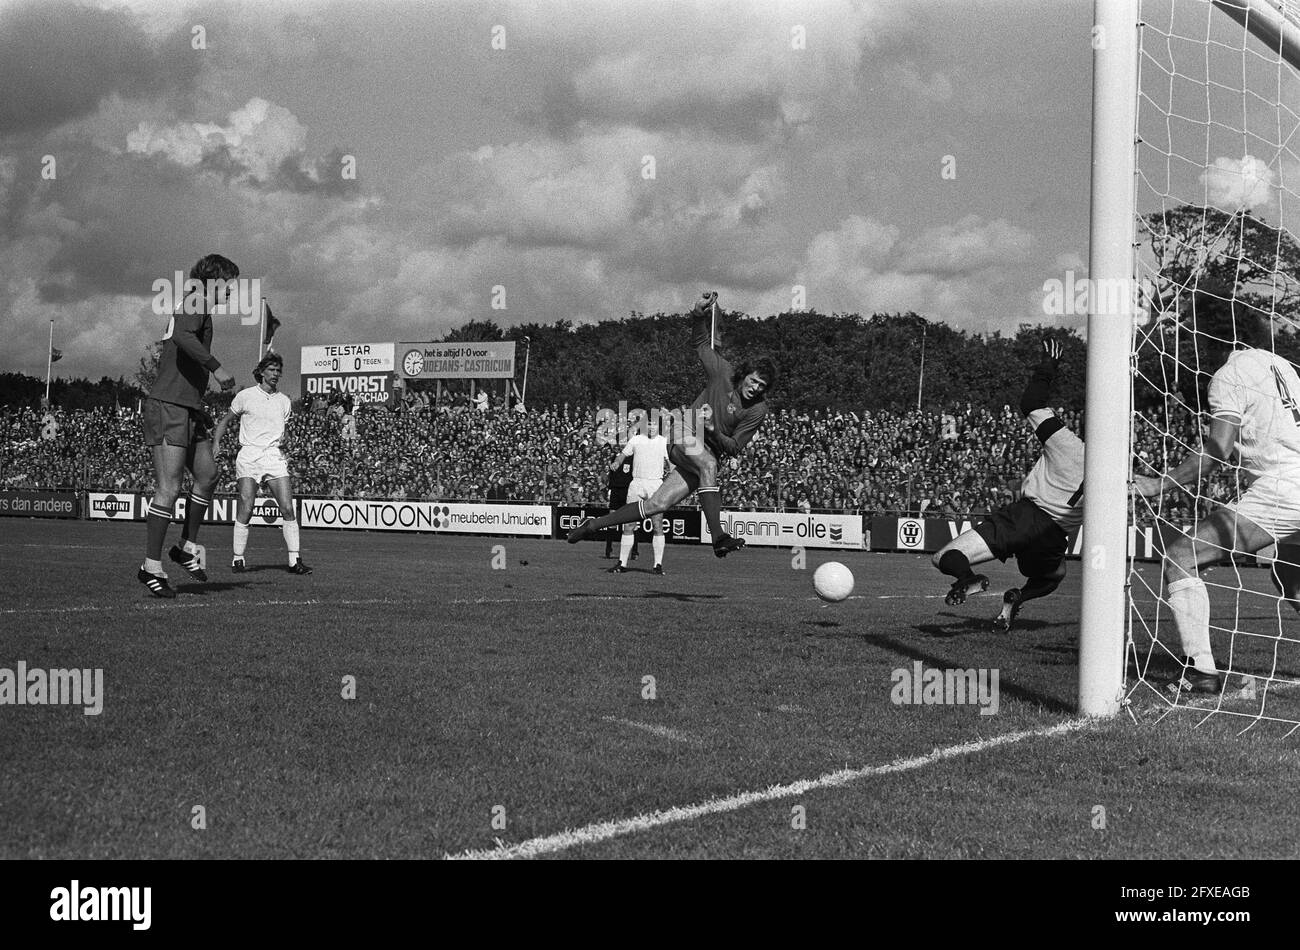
[1042,339,1062,363]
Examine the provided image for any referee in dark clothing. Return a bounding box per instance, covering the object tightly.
[605,453,638,560]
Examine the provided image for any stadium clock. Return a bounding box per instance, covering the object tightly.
[402,349,425,377]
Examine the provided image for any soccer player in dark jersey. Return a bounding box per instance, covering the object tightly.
[137,254,240,598]
[604,452,638,562]
[931,340,1084,631]
[567,292,777,557]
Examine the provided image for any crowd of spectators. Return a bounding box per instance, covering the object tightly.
[0,390,1241,526]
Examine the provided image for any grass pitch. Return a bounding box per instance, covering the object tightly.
[2,519,1298,859]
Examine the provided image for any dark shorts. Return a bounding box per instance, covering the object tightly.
[143,398,213,447]
[974,498,1069,579]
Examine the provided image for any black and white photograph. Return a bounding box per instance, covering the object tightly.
[0,0,1296,917]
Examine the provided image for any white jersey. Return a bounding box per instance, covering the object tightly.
[1020,408,1086,531]
[1208,347,1300,482]
[623,433,668,481]
[230,385,292,450]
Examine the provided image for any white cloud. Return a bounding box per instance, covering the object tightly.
[1202,155,1276,212]
[785,213,1038,327]
[897,215,1035,276]
[127,97,308,182]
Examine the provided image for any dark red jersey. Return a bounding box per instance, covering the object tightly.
[149,304,222,409]
[687,310,767,458]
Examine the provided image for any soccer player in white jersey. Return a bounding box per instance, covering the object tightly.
[931,341,1084,631]
[213,353,312,575]
[609,411,670,574]
[1134,312,1300,695]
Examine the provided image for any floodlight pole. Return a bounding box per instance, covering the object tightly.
[1079,0,1138,717]
[45,319,54,404]
[521,336,531,406]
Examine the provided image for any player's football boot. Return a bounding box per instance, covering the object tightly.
[944,573,989,606]
[608,564,628,574]
[289,558,313,575]
[566,517,597,544]
[653,564,665,575]
[168,543,208,581]
[991,588,1022,632]
[137,568,177,599]
[1165,659,1224,698]
[712,533,746,557]
[231,557,246,573]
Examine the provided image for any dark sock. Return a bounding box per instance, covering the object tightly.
[146,503,173,562]
[590,501,643,530]
[938,549,974,581]
[698,488,724,541]
[182,493,210,544]
[1018,575,1062,604]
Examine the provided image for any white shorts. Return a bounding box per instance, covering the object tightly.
[628,477,663,504]
[235,446,289,483]
[1229,475,1300,542]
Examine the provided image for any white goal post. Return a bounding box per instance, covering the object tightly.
[1083,0,1300,718]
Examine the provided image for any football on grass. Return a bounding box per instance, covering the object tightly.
[813,562,854,602]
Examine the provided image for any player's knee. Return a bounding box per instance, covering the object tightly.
[152,480,180,505]
[1163,540,1198,582]
[930,547,949,570]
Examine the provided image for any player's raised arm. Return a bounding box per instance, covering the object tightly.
[1020,339,1066,441]
[689,291,731,382]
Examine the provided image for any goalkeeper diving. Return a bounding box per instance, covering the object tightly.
[931,340,1084,631]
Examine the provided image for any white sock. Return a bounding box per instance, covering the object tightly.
[183,539,199,555]
[1168,576,1216,673]
[653,534,665,566]
[142,557,164,576]
[619,533,635,567]
[282,520,300,564]
[233,521,249,558]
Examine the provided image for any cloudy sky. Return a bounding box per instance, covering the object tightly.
[0,0,1293,393]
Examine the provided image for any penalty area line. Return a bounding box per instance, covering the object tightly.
[447,717,1097,860]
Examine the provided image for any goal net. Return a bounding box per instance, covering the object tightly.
[1127,0,1300,731]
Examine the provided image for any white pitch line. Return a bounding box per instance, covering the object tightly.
[447,717,1097,860]
[601,716,703,746]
